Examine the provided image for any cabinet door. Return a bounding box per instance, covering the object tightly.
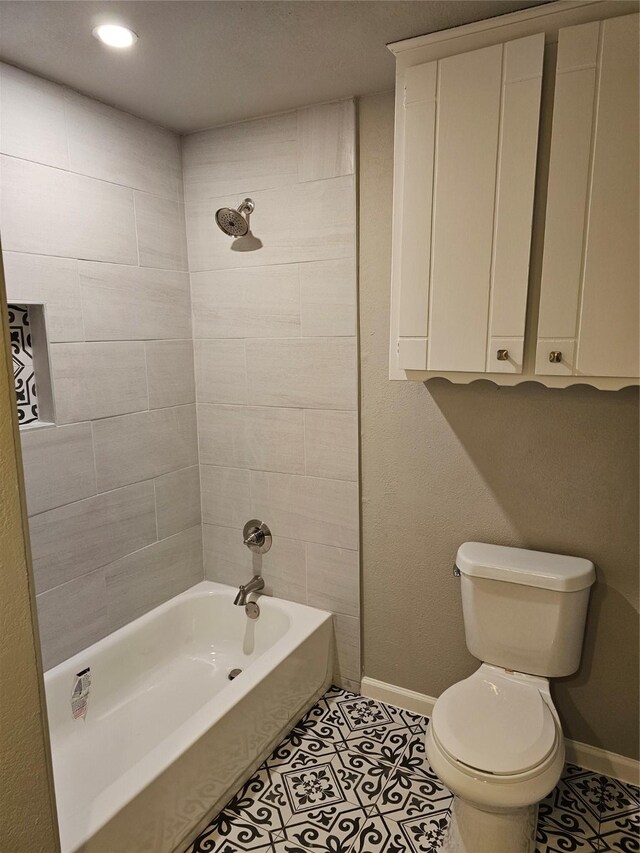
[393,34,544,373]
[537,14,639,379]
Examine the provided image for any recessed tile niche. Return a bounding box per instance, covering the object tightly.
[8,303,54,428]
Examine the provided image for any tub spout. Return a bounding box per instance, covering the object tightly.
[234,575,264,606]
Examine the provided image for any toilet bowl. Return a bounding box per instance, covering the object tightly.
[425,664,565,853]
[427,542,596,853]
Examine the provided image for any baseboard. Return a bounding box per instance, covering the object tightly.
[564,740,640,786]
[361,676,437,717]
[361,676,639,786]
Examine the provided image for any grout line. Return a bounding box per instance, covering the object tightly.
[132,189,141,267]
[27,462,199,520]
[0,151,182,203]
[201,520,357,554]
[88,420,99,495]
[198,401,357,414]
[142,341,151,412]
[199,461,357,486]
[302,409,308,475]
[37,525,202,599]
[2,247,191,275]
[152,479,159,542]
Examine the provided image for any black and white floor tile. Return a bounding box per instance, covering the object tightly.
[187,686,640,853]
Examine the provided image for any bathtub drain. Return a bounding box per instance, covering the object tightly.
[228,668,243,680]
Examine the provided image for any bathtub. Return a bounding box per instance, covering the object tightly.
[44,581,333,853]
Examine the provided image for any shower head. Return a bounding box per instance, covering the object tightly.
[215,198,255,237]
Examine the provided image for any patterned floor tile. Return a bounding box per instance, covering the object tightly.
[395,728,440,781]
[535,767,602,853]
[279,801,367,852]
[187,688,640,853]
[265,731,340,775]
[292,687,420,766]
[279,747,393,812]
[375,768,452,826]
[597,778,640,853]
[350,808,449,853]
[345,725,416,768]
[189,766,292,852]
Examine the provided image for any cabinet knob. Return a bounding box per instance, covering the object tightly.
[549,350,562,363]
[496,349,509,361]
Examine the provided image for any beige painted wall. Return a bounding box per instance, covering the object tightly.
[0,256,59,850]
[358,92,640,760]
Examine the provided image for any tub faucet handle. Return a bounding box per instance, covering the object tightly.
[242,519,272,554]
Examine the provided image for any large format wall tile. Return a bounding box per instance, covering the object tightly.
[306,542,359,617]
[191,265,300,339]
[145,340,196,409]
[299,258,357,337]
[2,252,83,343]
[198,404,305,474]
[29,481,157,593]
[182,112,298,205]
[251,470,358,550]
[297,100,355,183]
[20,423,96,516]
[256,535,307,603]
[183,103,360,688]
[155,465,202,539]
[246,337,357,409]
[92,405,198,492]
[203,523,253,585]
[304,409,358,481]
[0,155,138,263]
[106,526,203,631]
[79,263,192,340]
[5,65,204,670]
[185,176,355,272]
[134,191,188,270]
[65,91,181,199]
[0,63,68,169]
[194,339,247,404]
[50,342,148,423]
[200,465,251,529]
[36,569,108,670]
[333,614,361,686]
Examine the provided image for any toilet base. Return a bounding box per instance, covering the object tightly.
[442,796,538,853]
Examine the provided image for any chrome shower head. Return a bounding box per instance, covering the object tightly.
[215,198,254,237]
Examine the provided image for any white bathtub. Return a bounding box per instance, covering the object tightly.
[44,581,333,853]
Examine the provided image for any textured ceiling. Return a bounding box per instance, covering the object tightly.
[0,1,548,133]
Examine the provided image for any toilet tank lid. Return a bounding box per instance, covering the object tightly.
[456,542,596,592]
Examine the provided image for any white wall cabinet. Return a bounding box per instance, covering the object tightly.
[389,1,639,390]
[396,35,543,375]
[537,15,639,380]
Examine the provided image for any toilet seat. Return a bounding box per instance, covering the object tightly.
[431,666,557,777]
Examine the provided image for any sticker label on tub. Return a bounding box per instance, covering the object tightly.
[71,667,91,720]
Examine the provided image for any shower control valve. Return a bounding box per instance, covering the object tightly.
[243,519,272,554]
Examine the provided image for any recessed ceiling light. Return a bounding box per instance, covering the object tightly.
[92,24,138,49]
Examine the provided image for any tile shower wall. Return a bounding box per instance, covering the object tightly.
[0,63,201,669]
[182,101,360,690]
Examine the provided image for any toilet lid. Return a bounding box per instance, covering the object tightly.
[432,671,557,775]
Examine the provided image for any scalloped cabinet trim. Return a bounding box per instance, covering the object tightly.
[388,0,639,390]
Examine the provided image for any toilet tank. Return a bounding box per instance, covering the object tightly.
[456,543,596,678]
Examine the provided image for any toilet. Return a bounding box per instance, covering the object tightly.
[425,542,596,853]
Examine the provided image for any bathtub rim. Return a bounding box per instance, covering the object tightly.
[44,580,333,852]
